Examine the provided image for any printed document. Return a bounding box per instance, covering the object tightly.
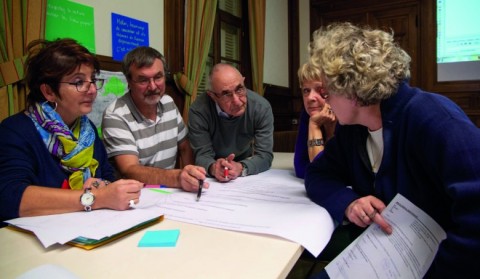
[325,194,446,279]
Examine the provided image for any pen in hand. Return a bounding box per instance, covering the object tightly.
[224,166,229,180]
[196,179,204,202]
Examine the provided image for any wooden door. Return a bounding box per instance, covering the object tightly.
[310,0,420,86]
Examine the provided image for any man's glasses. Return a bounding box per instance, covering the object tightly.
[208,85,247,99]
[132,75,165,87]
[59,79,105,93]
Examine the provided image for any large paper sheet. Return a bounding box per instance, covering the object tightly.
[6,169,335,256]
[152,169,335,256]
[325,194,447,279]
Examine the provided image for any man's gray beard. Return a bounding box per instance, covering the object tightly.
[144,92,162,105]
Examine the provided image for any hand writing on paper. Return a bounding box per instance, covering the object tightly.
[179,165,209,192]
[91,179,144,211]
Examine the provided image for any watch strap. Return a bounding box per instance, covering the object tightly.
[241,163,248,177]
[308,138,325,147]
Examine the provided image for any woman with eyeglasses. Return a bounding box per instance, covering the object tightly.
[293,62,337,179]
[0,38,144,226]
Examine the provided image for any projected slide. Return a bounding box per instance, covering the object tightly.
[437,0,480,81]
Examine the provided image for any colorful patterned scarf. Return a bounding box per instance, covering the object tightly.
[26,102,98,190]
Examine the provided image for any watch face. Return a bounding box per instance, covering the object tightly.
[81,192,95,206]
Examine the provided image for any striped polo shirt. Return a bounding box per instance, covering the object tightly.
[102,93,187,169]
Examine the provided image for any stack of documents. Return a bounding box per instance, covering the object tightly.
[6,205,163,249]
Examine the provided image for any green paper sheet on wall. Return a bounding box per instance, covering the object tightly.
[46,0,96,53]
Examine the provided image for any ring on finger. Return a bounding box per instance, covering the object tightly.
[92,180,100,188]
[368,210,377,219]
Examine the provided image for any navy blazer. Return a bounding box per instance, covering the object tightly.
[0,113,115,225]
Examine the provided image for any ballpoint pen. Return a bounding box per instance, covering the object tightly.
[196,179,204,202]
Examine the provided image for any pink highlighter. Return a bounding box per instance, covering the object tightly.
[144,184,167,188]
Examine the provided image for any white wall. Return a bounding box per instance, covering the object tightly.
[72,0,164,56]
[264,0,310,87]
[71,0,310,88]
[299,0,311,65]
[264,0,289,87]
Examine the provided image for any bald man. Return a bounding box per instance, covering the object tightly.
[188,63,274,182]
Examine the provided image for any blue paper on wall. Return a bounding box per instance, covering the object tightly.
[138,229,180,247]
[111,13,149,61]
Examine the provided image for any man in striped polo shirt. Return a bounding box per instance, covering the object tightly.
[102,46,208,192]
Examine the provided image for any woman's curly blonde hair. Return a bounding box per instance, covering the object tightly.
[308,22,411,106]
[298,62,322,88]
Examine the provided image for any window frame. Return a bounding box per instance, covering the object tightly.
[207,1,252,90]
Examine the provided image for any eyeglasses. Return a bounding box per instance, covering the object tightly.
[208,85,247,99]
[59,79,105,93]
[131,75,165,87]
[302,86,329,99]
[315,86,329,99]
[320,91,329,100]
[302,85,329,99]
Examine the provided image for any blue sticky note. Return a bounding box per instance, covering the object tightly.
[138,229,180,247]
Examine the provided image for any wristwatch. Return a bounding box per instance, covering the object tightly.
[308,138,325,147]
[241,163,248,177]
[80,187,95,212]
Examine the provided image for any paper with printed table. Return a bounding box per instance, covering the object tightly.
[325,194,446,279]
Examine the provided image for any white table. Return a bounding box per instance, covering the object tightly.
[0,153,301,279]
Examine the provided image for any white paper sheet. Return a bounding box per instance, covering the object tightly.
[6,169,335,256]
[6,205,163,248]
[325,194,447,279]
[151,169,335,256]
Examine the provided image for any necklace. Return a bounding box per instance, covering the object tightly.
[366,129,384,173]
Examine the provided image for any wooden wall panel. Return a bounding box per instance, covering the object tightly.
[0,87,9,121]
[263,83,301,132]
[310,0,480,127]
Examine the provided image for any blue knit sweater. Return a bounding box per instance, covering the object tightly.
[293,110,311,178]
[305,82,480,277]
